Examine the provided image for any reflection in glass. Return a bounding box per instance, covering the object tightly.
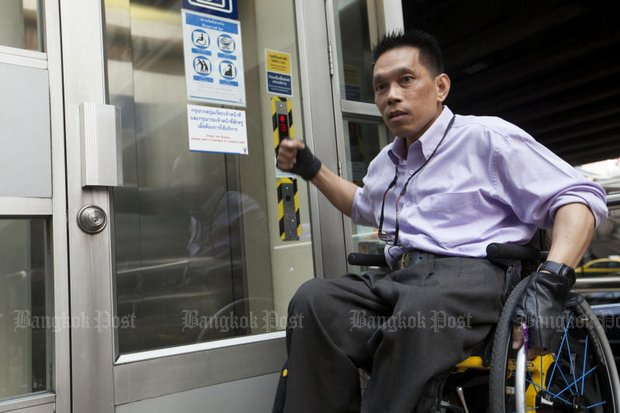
[343,119,391,258]
[0,0,44,52]
[0,218,50,400]
[105,0,309,353]
[334,0,374,103]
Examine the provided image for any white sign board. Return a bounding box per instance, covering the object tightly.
[187,104,248,155]
[182,9,246,107]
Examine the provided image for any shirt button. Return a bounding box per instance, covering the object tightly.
[406,202,412,207]
[409,170,414,175]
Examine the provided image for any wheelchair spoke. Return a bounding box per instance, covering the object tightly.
[556,359,577,396]
[525,377,571,405]
[581,335,589,396]
[547,313,572,387]
[562,317,580,394]
[587,400,607,409]
[554,365,598,399]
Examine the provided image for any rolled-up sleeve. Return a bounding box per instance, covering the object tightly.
[548,186,608,227]
[492,126,608,229]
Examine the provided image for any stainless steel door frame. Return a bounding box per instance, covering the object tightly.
[295,0,346,278]
[323,0,403,272]
[46,2,71,410]
[59,1,115,411]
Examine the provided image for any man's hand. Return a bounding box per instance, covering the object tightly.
[511,324,544,359]
[510,269,575,351]
[276,139,322,181]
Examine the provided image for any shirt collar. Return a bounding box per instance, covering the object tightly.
[388,106,454,164]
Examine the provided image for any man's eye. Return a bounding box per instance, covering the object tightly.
[402,75,414,83]
[374,84,386,92]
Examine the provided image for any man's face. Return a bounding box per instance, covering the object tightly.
[373,46,449,144]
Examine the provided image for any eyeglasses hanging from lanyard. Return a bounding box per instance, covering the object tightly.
[377,115,456,245]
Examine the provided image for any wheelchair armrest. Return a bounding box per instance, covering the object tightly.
[486,243,546,261]
[347,253,388,268]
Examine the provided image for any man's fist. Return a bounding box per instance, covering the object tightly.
[276,139,322,181]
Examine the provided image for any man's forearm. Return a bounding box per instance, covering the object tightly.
[546,202,596,268]
[310,165,359,217]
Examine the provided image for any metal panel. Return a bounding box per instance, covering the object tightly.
[0,62,51,198]
[115,332,284,365]
[341,100,381,118]
[296,0,348,278]
[376,0,404,34]
[114,339,286,404]
[116,374,279,413]
[0,393,55,413]
[0,47,46,68]
[4,405,54,413]
[0,198,52,215]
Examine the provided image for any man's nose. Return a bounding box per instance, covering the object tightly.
[386,84,402,104]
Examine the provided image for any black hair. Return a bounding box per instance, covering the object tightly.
[372,29,445,75]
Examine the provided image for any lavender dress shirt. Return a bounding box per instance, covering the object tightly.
[351,106,608,264]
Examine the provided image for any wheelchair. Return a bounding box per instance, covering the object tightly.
[428,242,620,413]
[273,243,620,413]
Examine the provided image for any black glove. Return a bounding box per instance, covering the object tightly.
[276,141,322,181]
[511,269,575,351]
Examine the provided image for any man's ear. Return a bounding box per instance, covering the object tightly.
[435,73,451,103]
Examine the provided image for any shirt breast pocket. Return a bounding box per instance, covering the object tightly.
[425,192,483,221]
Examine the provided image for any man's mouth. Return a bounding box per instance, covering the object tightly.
[388,110,407,120]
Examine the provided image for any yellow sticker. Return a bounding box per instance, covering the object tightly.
[266,49,291,74]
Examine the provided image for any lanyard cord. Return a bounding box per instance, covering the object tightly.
[378,114,456,245]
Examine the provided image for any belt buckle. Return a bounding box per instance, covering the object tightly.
[398,252,409,270]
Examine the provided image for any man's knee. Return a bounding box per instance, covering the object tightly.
[288,278,326,316]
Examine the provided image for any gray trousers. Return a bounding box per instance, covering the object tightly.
[283,254,505,413]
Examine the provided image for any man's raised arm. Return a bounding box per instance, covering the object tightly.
[276,139,359,217]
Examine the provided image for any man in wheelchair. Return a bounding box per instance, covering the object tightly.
[274,29,608,412]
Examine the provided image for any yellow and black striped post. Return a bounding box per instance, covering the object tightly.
[277,178,301,241]
[272,96,300,241]
[272,96,294,150]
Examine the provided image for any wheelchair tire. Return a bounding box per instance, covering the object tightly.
[489,278,620,412]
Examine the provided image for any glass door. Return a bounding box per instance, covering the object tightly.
[105,0,315,354]
[60,1,330,411]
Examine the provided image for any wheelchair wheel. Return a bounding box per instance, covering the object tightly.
[489,278,620,412]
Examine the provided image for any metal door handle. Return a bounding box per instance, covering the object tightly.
[77,205,107,234]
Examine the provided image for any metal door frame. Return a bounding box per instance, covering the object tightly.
[0,1,70,412]
[322,0,403,272]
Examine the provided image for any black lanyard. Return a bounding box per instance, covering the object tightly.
[378,115,456,245]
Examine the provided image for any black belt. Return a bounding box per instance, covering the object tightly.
[396,249,451,270]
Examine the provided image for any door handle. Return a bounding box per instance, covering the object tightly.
[80,102,123,187]
[77,205,107,234]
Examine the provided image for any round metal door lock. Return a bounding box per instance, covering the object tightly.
[77,205,107,234]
